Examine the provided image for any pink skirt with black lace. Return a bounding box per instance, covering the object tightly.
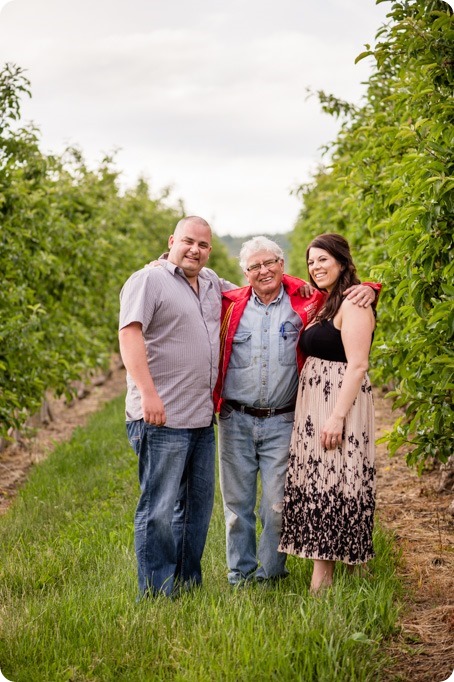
[278,357,375,565]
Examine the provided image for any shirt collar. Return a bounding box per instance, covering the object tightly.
[251,283,284,306]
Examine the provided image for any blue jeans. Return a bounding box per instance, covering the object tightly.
[126,420,215,597]
[218,404,294,584]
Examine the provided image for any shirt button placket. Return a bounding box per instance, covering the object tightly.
[260,307,270,403]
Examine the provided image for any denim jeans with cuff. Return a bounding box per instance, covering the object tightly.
[218,404,294,585]
[127,420,215,597]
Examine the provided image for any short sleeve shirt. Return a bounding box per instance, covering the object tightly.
[119,259,224,428]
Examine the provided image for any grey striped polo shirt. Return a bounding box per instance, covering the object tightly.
[119,258,234,428]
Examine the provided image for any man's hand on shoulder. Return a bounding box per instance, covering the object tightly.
[299,282,315,298]
[145,260,161,269]
[343,284,376,308]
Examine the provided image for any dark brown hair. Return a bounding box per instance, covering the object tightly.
[306,233,360,322]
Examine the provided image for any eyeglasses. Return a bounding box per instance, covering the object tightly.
[246,258,281,273]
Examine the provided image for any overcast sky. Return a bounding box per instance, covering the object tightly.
[0,0,393,236]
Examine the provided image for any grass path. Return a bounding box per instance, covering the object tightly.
[0,394,401,681]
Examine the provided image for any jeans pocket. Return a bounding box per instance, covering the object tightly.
[280,411,295,424]
[126,420,143,454]
[219,402,235,420]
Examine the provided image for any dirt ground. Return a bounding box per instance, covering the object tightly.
[373,391,454,682]
[0,365,453,682]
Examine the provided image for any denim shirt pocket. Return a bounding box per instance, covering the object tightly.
[229,332,252,368]
[278,323,299,366]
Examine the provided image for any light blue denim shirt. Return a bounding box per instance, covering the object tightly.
[222,285,303,408]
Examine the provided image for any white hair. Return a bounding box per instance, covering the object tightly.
[239,236,284,271]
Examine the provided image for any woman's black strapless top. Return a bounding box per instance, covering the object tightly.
[300,319,347,362]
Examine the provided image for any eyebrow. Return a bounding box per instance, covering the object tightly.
[182,237,210,247]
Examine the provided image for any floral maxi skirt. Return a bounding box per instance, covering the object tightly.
[278,357,376,564]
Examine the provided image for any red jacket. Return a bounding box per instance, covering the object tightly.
[214,275,382,412]
[213,274,324,412]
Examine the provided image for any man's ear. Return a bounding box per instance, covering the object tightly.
[168,235,174,249]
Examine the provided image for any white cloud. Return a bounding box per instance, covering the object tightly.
[0,0,391,235]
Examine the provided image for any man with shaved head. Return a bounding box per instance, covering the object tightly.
[119,216,235,599]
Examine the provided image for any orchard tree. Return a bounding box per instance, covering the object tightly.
[0,63,240,439]
[290,0,453,469]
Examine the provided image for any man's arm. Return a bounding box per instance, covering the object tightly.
[344,282,382,308]
[119,322,166,426]
[220,278,239,292]
[298,281,381,307]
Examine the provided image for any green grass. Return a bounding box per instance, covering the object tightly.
[0,395,402,681]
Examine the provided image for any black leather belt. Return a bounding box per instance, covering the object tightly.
[224,400,295,418]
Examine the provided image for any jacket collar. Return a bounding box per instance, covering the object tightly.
[222,273,307,302]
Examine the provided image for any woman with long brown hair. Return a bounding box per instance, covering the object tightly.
[279,233,376,593]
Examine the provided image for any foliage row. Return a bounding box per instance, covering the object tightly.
[0,63,240,439]
[289,0,453,469]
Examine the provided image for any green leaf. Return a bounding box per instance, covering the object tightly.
[354,51,373,64]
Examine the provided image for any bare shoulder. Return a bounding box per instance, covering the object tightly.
[340,298,375,326]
